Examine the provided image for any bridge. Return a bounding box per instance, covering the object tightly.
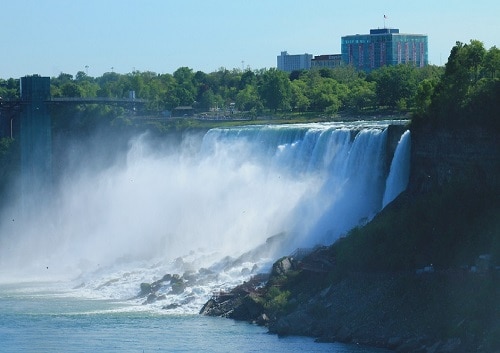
[0,84,148,137]
[0,95,147,111]
[48,96,147,106]
[0,75,149,207]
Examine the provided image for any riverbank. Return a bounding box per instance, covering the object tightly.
[268,265,499,352]
[200,236,499,353]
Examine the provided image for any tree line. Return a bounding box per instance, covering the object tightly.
[413,40,500,129]
[2,61,444,117]
[2,40,498,123]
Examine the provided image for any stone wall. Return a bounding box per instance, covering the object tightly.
[409,126,500,193]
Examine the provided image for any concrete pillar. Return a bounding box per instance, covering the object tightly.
[20,76,52,202]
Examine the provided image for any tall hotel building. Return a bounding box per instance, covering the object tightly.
[277,51,313,72]
[341,28,428,72]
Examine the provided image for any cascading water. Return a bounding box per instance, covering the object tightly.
[382,130,411,207]
[0,120,410,313]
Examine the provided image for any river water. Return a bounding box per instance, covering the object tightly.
[0,282,390,353]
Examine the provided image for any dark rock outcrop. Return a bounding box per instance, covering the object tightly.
[199,274,269,322]
[409,126,500,193]
[271,256,296,277]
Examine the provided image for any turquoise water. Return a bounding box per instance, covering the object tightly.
[0,283,389,353]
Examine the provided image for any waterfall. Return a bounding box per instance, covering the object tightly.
[199,122,403,248]
[0,121,410,305]
[382,130,411,208]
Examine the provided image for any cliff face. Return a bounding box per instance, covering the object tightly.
[409,126,500,193]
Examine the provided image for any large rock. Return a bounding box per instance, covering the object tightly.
[200,275,268,322]
[169,276,186,295]
[271,257,295,277]
[139,282,152,297]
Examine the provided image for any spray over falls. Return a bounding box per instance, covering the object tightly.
[0,121,410,313]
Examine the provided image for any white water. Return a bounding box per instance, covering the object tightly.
[0,121,410,313]
[382,130,411,207]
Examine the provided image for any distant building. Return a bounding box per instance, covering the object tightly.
[277,51,313,72]
[311,54,343,69]
[341,28,428,72]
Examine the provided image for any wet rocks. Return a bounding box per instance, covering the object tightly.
[144,292,166,304]
[169,274,186,295]
[139,282,152,297]
[271,256,296,277]
[138,273,187,304]
[199,274,269,322]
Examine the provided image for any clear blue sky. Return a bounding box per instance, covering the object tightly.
[1,0,499,79]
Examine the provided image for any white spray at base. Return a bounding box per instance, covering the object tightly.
[0,121,410,313]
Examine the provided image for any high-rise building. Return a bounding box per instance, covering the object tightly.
[277,51,313,72]
[341,28,428,72]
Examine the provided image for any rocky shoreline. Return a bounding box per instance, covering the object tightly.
[199,252,499,353]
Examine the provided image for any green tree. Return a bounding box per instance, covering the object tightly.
[239,70,256,89]
[148,73,176,111]
[482,46,500,78]
[0,78,19,99]
[172,86,195,107]
[172,67,197,107]
[60,82,82,97]
[346,79,376,112]
[308,77,348,113]
[438,40,486,100]
[329,65,364,84]
[464,77,500,129]
[96,72,122,97]
[259,68,292,112]
[370,64,419,110]
[53,72,73,85]
[75,71,92,83]
[198,89,219,110]
[418,40,500,129]
[414,78,438,116]
[290,79,310,112]
[235,85,263,112]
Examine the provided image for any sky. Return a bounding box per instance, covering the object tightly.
[1,0,499,79]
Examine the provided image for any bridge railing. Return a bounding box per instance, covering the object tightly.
[48,97,147,104]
